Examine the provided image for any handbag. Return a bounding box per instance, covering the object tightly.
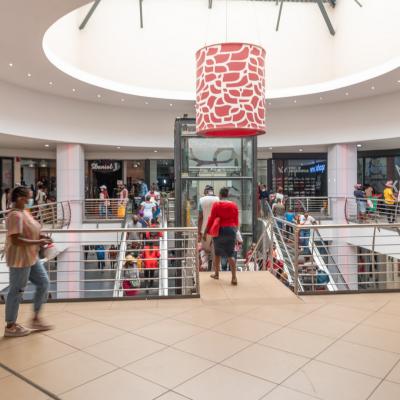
[209,217,221,238]
[117,204,126,218]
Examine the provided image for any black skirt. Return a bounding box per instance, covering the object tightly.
[213,227,237,257]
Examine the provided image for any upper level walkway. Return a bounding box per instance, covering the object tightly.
[1,273,400,400]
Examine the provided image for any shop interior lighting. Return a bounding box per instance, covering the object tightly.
[44,144,50,148]
[27,73,31,77]
[40,160,48,168]
[8,63,13,67]
[72,88,76,92]
[357,144,362,148]
[49,81,53,85]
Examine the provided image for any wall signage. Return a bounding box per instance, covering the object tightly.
[309,163,326,174]
[91,161,121,173]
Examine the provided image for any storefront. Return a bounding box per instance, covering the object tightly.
[270,154,328,197]
[20,158,56,199]
[357,150,400,194]
[86,159,175,198]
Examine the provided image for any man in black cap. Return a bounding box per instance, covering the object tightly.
[198,185,219,271]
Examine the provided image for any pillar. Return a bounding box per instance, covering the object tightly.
[56,144,85,298]
[327,144,358,290]
[328,143,358,223]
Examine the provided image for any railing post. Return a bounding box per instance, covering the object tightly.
[262,230,268,271]
[294,226,300,295]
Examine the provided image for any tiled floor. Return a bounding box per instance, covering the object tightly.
[1,272,400,399]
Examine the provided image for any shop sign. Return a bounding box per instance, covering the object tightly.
[309,163,326,174]
[91,161,121,173]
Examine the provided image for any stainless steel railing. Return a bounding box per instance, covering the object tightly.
[285,196,331,218]
[345,196,400,224]
[0,201,71,229]
[0,227,199,301]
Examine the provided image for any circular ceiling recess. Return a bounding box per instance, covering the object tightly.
[43,0,400,101]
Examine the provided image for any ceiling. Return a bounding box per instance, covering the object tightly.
[0,0,399,113]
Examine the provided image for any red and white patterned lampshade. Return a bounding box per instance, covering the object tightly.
[195,42,266,138]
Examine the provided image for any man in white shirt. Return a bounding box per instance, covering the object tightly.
[197,185,219,271]
[299,211,317,251]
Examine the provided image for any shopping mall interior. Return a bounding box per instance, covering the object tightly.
[1,0,400,399]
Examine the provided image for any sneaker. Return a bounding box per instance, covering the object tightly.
[4,324,31,337]
[30,319,54,332]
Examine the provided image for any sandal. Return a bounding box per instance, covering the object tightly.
[210,273,219,280]
[231,278,238,286]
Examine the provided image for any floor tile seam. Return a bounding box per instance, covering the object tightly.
[152,389,194,400]
[44,328,128,352]
[306,309,376,325]
[276,305,384,392]
[170,312,238,330]
[1,346,81,375]
[65,309,170,335]
[340,337,400,355]
[131,324,208,347]
[57,366,122,397]
[254,340,318,360]
[0,361,62,400]
[366,357,400,399]
[360,320,400,336]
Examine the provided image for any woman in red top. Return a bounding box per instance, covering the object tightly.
[204,187,239,285]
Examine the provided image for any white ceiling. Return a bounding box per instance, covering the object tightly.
[0,0,399,113]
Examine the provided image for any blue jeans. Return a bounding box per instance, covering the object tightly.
[6,259,49,324]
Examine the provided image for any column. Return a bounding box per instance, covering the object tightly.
[56,144,85,298]
[327,144,358,290]
[13,157,21,186]
[328,143,358,223]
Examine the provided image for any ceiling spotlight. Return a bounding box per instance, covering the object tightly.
[169,103,173,107]
[72,88,76,92]
[293,99,297,103]
[397,80,400,84]
[319,96,323,100]
[154,150,158,153]
[49,81,53,85]
[97,94,101,98]
[356,144,362,148]
[121,98,125,102]
[27,73,32,77]
[371,86,375,90]
[299,148,303,152]
[44,144,50,148]
[116,146,121,149]
[8,63,13,67]
[345,92,349,96]
[268,147,273,150]
[145,101,149,105]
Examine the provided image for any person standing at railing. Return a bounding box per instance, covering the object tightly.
[284,208,295,241]
[35,184,47,205]
[272,199,285,230]
[353,184,366,221]
[197,185,219,272]
[204,187,239,285]
[299,211,316,252]
[99,185,110,218]
[4,186,53,337]
[384,180,396,223]
[95,244,106,271]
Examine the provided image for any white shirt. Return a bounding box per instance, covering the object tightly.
[1,193,8,212]
[146,190,161,205]
[141,201,156,219]
[300,215,316,225]
[36,190,46,205]
[198,195,219,234]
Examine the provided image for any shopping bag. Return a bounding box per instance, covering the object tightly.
[117,205,126,218]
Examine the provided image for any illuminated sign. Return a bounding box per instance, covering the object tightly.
[91,161,121,173]
[309,163,326,174]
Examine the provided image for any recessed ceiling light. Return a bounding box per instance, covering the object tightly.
[8,63,13,67]
[299,148,303,152]
[345,92,349,96]
[27,73,32,77]
[169,103,173,107]
[268,147,273,150]
[145,101,149,105]
[293,99,297,103]
[356,144,362,148]
[44,144,50,148]
[371,86,375,90]
[97,94,101,98]
[116,146,121,149]
[154,150,158,153]
[72,88,76,92]
[49,81,53,85]
[319,96,323,100]
[121,98,125,102]
[397,80,400,83]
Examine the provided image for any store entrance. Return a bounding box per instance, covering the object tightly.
[86,160,123,198]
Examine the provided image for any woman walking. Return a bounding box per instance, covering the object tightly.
[204,187,239,285]
[4,186,53,337]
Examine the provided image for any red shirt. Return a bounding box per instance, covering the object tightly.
[206,201,239,232]
[143,246,160,269]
